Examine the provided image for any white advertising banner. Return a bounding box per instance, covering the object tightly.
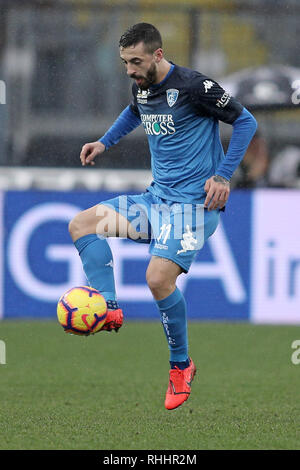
[0,191,3,319]
[1,189,300,323]
[251,190,300,324]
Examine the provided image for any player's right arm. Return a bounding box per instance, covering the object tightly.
[80,141,106,166]
[80,88,141,166]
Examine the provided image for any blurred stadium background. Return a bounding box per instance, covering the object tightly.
[0,0,299,324]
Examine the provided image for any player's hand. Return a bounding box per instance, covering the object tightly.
[204,175,230,211]
[80,141,105,166]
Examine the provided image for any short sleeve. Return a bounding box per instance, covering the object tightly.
[188,74,243,124]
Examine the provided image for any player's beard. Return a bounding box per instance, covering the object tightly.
[132,62,157,90]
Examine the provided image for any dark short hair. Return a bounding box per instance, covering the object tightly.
[119,23,162,54]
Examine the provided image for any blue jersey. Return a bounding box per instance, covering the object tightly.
[130,64,243,204]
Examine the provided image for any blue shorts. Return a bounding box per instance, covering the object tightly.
[100,191,220,273]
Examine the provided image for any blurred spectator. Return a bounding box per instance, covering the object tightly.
[268,146,300,188]
[231,131,269,188]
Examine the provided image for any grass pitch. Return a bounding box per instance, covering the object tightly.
[0,319,299,450]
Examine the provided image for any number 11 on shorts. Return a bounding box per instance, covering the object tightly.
[158,224,172,244]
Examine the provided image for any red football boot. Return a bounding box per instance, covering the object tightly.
[100,308,123,332]
[165,358,196,410]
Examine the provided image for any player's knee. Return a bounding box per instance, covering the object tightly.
[146,270,171,295]
[68,212,86,241]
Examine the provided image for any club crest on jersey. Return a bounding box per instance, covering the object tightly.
[166,89,179,107]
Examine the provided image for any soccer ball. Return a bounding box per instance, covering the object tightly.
[57,286,107,336]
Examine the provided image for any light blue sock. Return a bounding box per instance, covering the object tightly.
[156,288,188,363]
[74,234,117,306]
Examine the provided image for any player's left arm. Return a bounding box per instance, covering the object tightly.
[204,107,257,210]
[189,76,257,210]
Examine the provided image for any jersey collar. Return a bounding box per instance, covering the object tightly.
[150,63,175,90]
